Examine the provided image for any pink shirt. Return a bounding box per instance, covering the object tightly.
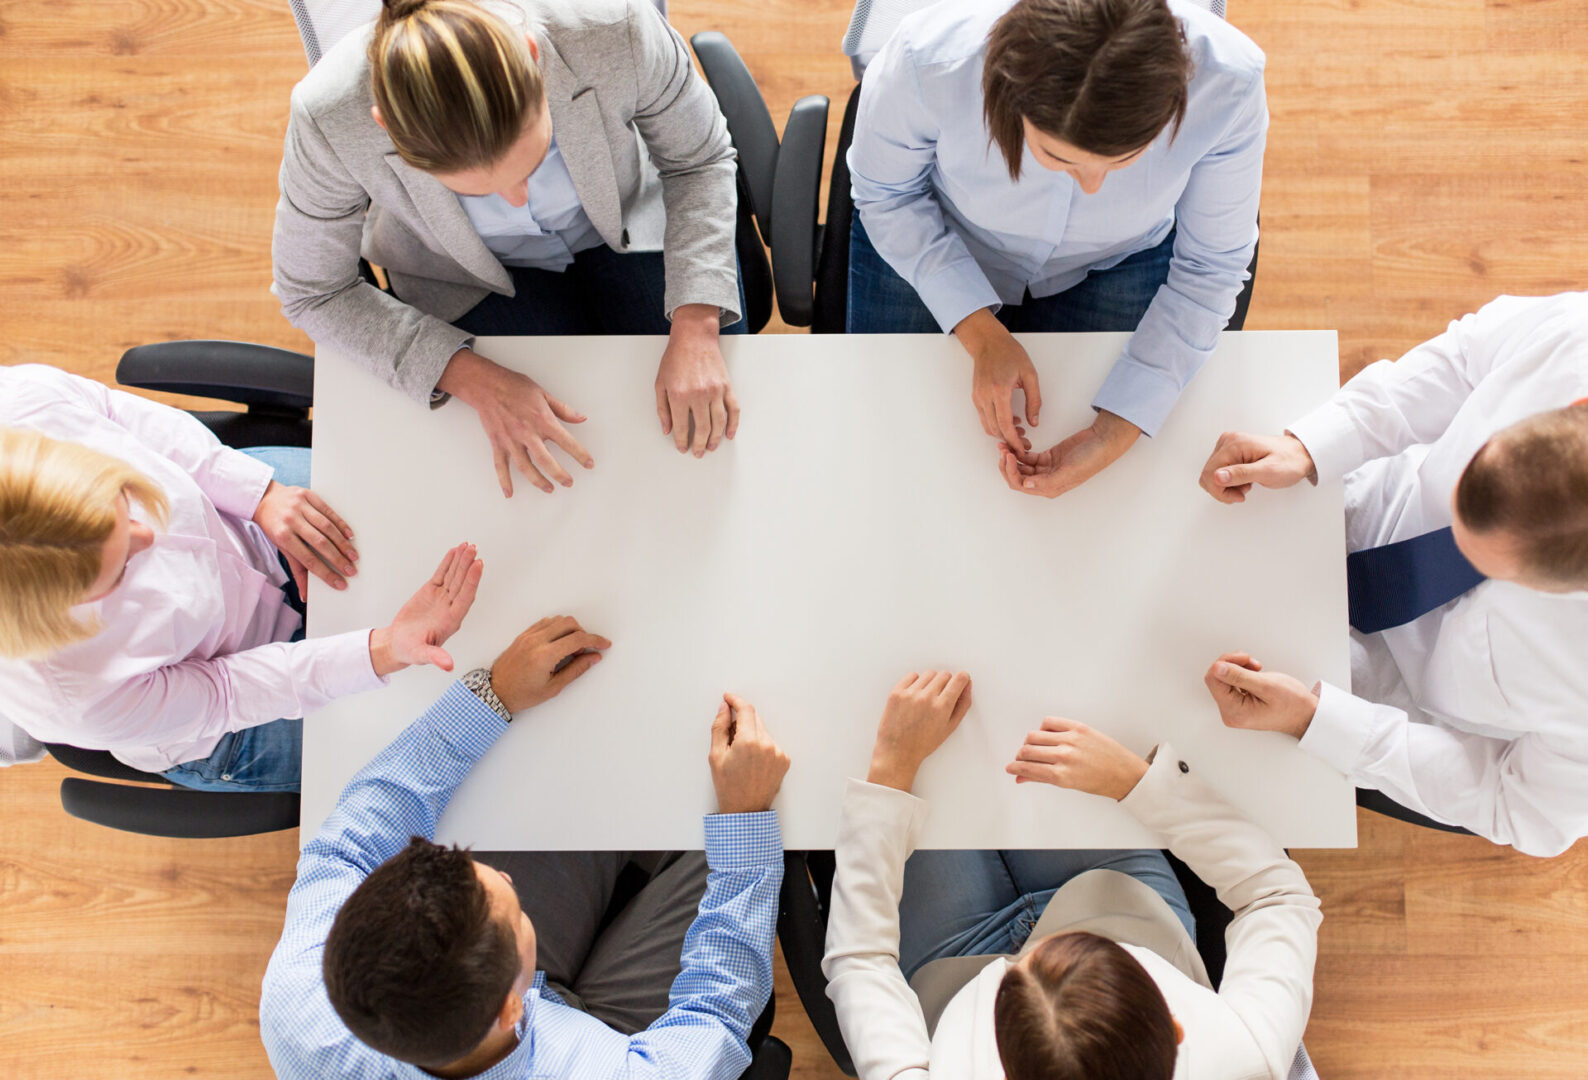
[0,364,384,773]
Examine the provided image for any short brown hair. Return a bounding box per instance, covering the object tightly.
[983,0,1191,180]
[369,0,545,173]
[1455,402,1588,589]
[323,838,520,1068]
[993,931,1177,1080]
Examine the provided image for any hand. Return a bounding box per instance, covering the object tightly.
[998,409,1141,498]
[437,349,594,497]
[1203,652,1319,738]
[1005,717,1149,801]
[656,304,739,456]
[369,542,484,677]
[488,615,612,714]
[867,670,974,792]
[1199,431,1317,504]
[710,693,791,814]
[955,309,1042,453]
[251,480,358,595]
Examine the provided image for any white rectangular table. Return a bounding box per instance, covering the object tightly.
[305,332,1355,850]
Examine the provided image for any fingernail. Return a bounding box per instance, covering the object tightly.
[1216,469,1230,483]
[335,580,347,590]
[344,565,355,575]
[1215,662,1229,676]
[1024,480,1034,489]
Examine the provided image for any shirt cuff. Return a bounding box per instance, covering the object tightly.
[703,810,783,870]
[208,447,279,520]
[1286,401,1367,484]
[421,680,512,762]
[1090,355,1184,438]
[311,629,391,699]
[1298,681,1375,776]
[912,262,1003,335]
[1116,743,1189,827]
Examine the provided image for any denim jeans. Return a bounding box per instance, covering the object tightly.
[846,211,1175,336]
[160,445,311,794]
[455,244,749,336]
[897,847,1194,978]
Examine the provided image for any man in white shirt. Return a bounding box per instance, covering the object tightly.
[1199,292,1588,856]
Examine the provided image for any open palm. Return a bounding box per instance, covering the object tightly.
[388,543,484,672]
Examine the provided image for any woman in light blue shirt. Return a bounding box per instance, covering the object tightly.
[848,0,1266,497]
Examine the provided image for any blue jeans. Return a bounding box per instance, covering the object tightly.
[846,211,1174,335]
[160,445,311,794]
[455,245,749,336]
[897,848,1194,978]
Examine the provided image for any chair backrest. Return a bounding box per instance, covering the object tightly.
[841,0,1225,80]
[288,0,670,68]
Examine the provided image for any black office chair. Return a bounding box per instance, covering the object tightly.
[1355,787,1474,835]
[777,846,1240,1077]
[41,339,314,839]
[690,36,1260,336]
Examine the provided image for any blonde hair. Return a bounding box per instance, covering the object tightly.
[0,428,169,658]
[370,0,545,173]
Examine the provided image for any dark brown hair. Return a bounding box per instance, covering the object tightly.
[323,837,520,1068]
[982,0,1192,180]
[1455,401,1588,588]
[369,0,545,173]
[993,932,1177,1080]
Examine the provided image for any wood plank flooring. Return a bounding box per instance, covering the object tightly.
[3,1,1588,1077]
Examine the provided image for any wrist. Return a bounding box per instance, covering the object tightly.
[671,304,720,339]
[435,348,496,407]
[1093,409,1143,448]
[1290,689,1321,739]
[1109,757,1150,801]
[866,754,920,793]
[250,480,280,526]
[952,307,1001,353]
[1284,432,1319,483]
[368,626,407,678]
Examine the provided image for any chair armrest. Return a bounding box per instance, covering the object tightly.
[777,851,856,1075]
[59,778,300,838]
[117,340,314,413]
[738,1036,791,1080]
[690,31,779,237]
[769,95,829,328]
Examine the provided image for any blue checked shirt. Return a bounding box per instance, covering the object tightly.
[849,0,1268,436]
[259,682,784,1080]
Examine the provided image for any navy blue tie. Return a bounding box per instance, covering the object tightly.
[1346,526,1488,635]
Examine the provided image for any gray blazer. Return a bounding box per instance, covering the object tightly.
[271,0,739,403]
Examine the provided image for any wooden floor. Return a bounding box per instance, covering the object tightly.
[3,0,1587,1077]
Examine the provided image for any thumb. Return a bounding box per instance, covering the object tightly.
[1214,459,1279,488]
[654,383,671,434]
[711,700,732,743]
[1023,369,1043,426]
[425,645,455,672]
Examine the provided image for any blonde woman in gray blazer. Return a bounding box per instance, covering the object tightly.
[273,0,744,497]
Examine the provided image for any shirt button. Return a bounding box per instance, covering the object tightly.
[1178,761,1189,774]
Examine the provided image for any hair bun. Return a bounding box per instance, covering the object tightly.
[380,0,431,20]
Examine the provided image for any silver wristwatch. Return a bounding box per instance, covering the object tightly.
[461,667,513,724]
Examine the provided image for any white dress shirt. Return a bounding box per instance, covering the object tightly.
[847,0,1267,435]
[1286,292,1588,856]
[822,745,1321,1080]
[457,136,604,271]
[0,365,385,774]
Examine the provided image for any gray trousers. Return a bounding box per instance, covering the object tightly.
[473,850,709,1035]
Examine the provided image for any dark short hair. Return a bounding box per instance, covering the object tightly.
[982,0,1192,180]
[323,837,520,1068]
[993,931,1177,1080]
[1455,401,1588,589]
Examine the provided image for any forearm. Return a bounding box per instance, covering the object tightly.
[1301,683,1581,855]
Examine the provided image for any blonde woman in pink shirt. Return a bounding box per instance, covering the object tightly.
[0,363,482,792]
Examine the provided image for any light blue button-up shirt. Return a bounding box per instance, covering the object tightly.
[259,682,784,1080]
[849,0,1267,436]
[459,137,604,271]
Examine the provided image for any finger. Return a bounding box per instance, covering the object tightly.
[304,491,357,550]
[443,543,475,594]
[1020,728,1069,747]
[926,670,952,695]
[706,393,728,453]
[543,615,581,640]
[1005,759,1058,785]
[547,395,587,424]
[493,446,514,499]
[424,645,455,672]
[973,392,997,439]
[893,672,919,693]
[285,553,310,600]
[1039,716,1081,733]
[546,424,595,471]
[999,448,1027,493]
[525,437,573,488]
[1216,651,1263,672]
[1022,367,1042,426]
[992,397,1024,454]
[689,398,710,457]
[299,518,357,579]
[431,545,459,587]
[724,386,741,440]
[1014,744,1063,765]
[509,444,553,494]
[946,672,973,723]
[655,382,672,435]
[712,701,733,744]
[452,554,485,613]
[302,507,358,575]
[1213,461,1269,488]
[550,631,609,667]
[548,649,602,691]
[669,394,691,453]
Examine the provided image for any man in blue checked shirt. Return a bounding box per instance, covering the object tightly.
[259,611,791,1080]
